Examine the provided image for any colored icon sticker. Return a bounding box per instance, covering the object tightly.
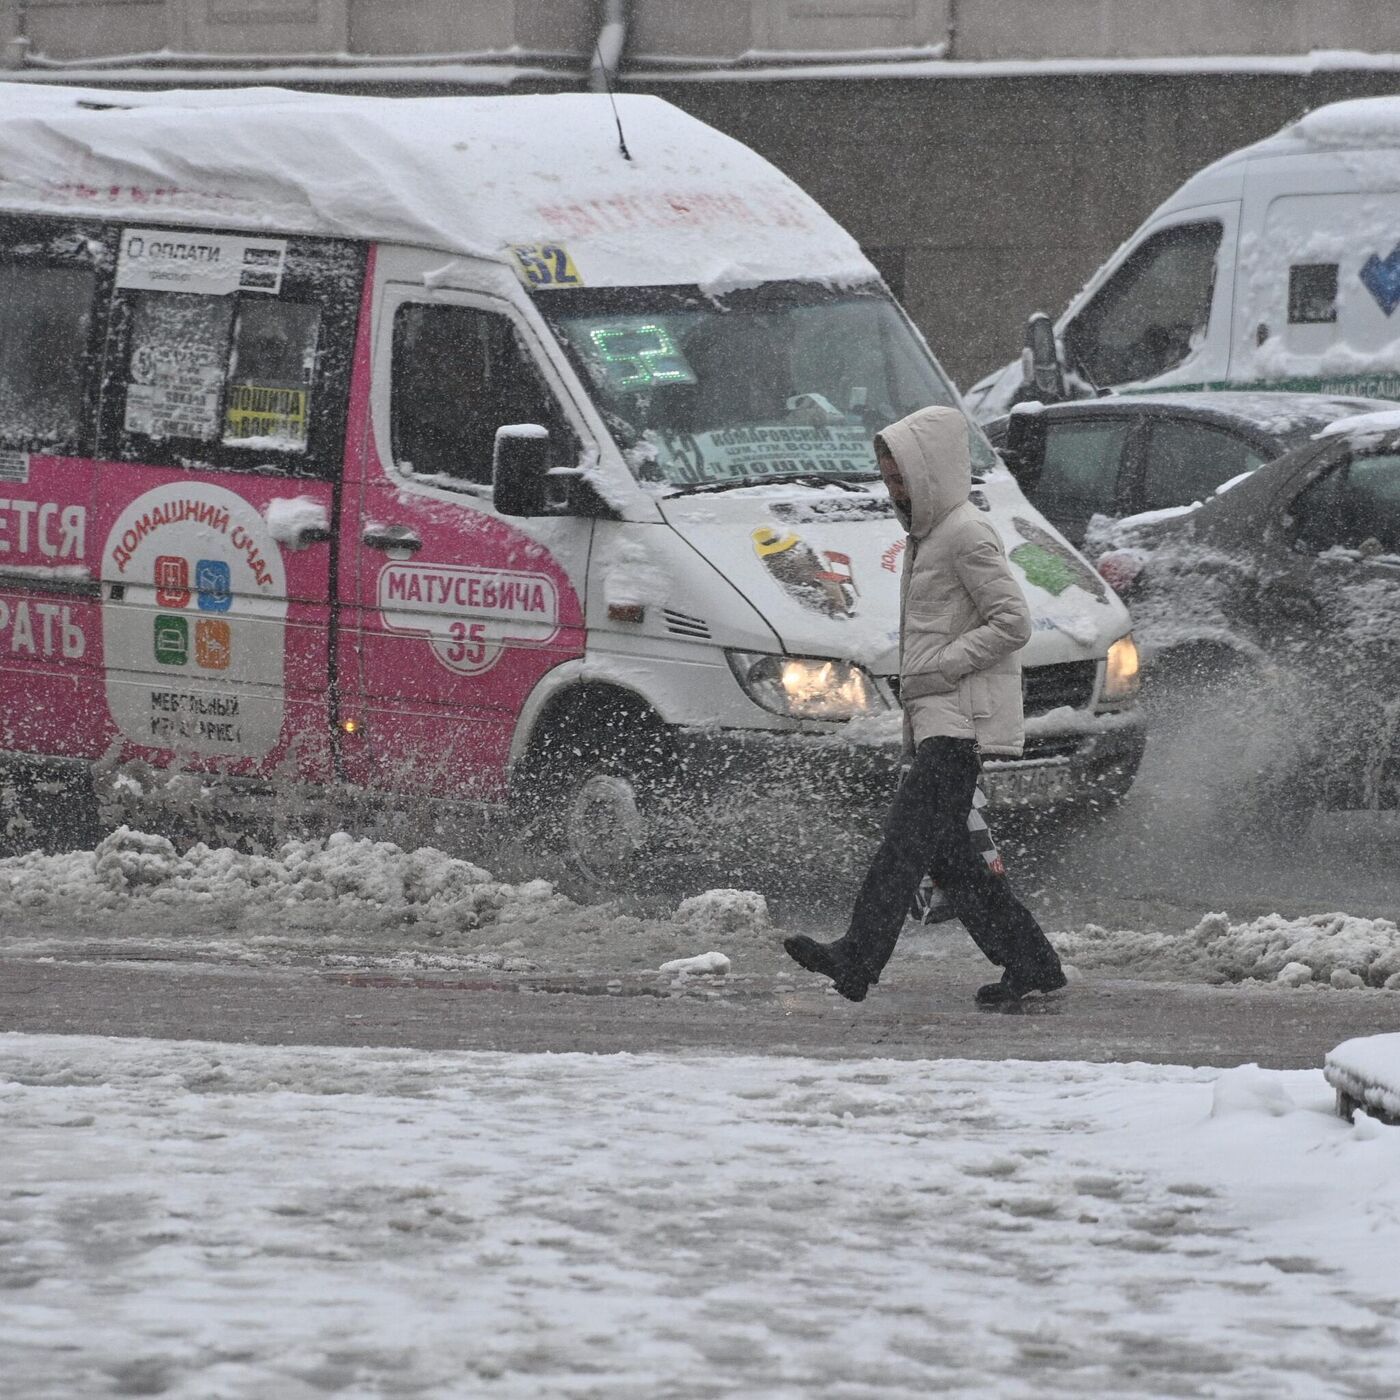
[1360,246,1400,317]
[195,559,232,613]
[195,618,231,670]
[154,614,189,666]
[155,555,190,608]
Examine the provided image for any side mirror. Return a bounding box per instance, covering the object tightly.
[492,423,551,517]
[1003,402,1047,492]
[1022,311,1067,403]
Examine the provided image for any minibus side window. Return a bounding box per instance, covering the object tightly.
[101,233,365,480]
[1064,221,1222,389]
[124,294,235,443]
[225,300,321,451]
[123,292,320,452]
[391,304,562,487]
[0,264,99,452]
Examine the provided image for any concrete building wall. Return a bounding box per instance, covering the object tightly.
[8,0,1400,63]
[955,0,1400,60]
[178,0,348,55]
[347,2,514,57]
[346,1,595,58]
[12,0,167,60]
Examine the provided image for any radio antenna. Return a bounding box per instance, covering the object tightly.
[593,38,633,162]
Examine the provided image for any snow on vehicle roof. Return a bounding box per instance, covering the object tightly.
[1317,407,1400,438]
[1187,94,1400,178]
[1092,390,1399,434]
[997,391,1397,437]
[1292,95,1400,149]
[0,83,874,292]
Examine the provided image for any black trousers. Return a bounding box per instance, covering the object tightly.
[841,736,1063,981]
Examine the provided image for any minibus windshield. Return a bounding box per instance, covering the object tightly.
[541,283,995,489]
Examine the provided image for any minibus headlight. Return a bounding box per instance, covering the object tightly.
[727,651,885,720]
[1103,634,1141,702]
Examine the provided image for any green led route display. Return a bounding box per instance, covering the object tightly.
[579,319,697,392]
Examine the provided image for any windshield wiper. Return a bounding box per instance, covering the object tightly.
[676,472,880,495]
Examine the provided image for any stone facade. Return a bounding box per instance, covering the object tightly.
[6,0,1400,65]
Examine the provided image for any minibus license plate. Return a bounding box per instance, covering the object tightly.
[985,761,1073,807]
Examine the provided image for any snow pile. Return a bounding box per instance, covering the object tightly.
[26,826,548,935]
[601,535,670,610]
[658,950,731,976]
[1054,910,1400,989]
[5,1036,1400,1398]
[673,887,771,937]
[1317,407,1400,438]
[0,827,778,975]
[1210,1064,1299,1118]
[1326,1033,1400,1122]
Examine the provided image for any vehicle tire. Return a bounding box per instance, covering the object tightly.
[516,698,680,902]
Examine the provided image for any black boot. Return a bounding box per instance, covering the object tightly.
[975,962,1068,1008]
[783,935,873,1002]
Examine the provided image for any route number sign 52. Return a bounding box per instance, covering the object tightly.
[509,244,583,289]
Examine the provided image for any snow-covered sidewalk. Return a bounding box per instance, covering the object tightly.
[3,1035,1399,1399]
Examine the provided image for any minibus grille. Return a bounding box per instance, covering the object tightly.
[662,608,711,640]
[1022,661,1097,716]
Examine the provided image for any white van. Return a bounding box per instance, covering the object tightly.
[0,83,1143,888]
[967,96,1400,422]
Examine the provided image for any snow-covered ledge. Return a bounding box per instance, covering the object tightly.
[1325,1034,1400,1125]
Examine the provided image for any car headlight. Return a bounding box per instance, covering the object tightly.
[727,651,885,721]
[1103,634,1140,702]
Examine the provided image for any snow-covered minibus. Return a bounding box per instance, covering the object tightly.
[0,84,1143,888]
[967,95,1400,423]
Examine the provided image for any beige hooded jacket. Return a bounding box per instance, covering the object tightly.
[881,405,1032,757]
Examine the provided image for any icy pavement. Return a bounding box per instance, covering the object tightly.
[3,1035,1400,1399]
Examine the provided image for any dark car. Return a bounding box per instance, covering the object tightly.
[985,391,1396,547]
[1088,409,1400,832]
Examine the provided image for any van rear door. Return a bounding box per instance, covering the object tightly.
[94,230,364,776]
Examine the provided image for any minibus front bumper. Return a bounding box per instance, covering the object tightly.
[674,708,1147,820]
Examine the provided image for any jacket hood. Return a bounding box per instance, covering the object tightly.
[879,405,971,538]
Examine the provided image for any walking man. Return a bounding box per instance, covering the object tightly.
[784,405,1067,1007]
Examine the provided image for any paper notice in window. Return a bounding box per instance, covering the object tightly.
[126,339,226,441]
[117,229,287,296]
